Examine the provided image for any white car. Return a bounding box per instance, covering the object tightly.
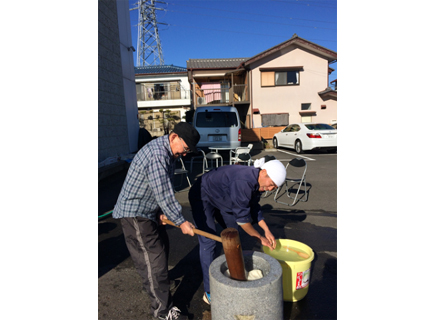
[272,123,337,154]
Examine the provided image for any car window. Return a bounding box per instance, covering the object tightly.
[196,112,238,128]
[292,125,300,132]
[283,125,292,132]
[304,123,334,130]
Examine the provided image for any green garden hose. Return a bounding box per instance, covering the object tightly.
[98,210,113,219]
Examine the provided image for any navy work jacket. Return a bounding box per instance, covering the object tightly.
[200,165,264,225]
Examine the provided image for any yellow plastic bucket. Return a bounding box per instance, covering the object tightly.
[263,239,314,302]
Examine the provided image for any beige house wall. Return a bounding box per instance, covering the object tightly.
[249,45,337,127]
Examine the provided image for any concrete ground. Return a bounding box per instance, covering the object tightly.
[98,148,337,319]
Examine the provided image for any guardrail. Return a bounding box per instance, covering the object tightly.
[137,88,190,101]
[196,84,249,105]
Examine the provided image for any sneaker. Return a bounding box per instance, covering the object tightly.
[158,306,187,320]
[203,292,211,305]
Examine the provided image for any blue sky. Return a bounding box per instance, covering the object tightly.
[129,0,337,82]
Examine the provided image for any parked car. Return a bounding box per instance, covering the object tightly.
[272,123,337,154]
[193,106,241,149]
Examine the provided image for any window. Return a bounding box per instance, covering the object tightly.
[283,125,292,133]
[304,123,335,130]
[195,112,238,128]
[261,113,289,127]
[290,125,301,132]
[261,68,301,87]
[275,71,299,85]
[154,83,166,100]
[261,72,274,87]
[301,103,311,110]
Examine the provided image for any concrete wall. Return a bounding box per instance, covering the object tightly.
[116,0,140,154]
[98,0,139,163]
[249,45,337,126]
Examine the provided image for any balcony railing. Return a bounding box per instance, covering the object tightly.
[196,84,249,106]
[137,88,190,102]
[233,84,249,102]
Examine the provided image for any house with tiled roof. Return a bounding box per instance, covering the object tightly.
[187,34,337,140]
[243,34,337,129]
[187,57,251,127]
[134,65,191,136]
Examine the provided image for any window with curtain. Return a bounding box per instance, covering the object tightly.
[261,68,301,87]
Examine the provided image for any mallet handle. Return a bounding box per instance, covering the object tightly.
[162,219,222,243]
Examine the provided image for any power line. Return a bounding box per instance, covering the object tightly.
[165,9,336,30]
[167,1,336,25]
[271,0,337,9]
[167,23,336,43]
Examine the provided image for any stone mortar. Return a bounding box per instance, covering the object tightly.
[209,250,283,320]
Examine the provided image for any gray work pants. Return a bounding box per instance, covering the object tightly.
[120,217,171,318]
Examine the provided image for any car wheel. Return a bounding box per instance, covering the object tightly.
[273,137,278,149]
[295,140,303,154]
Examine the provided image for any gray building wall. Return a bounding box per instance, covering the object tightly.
[98,0,138,163]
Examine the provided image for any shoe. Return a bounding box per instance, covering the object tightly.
[203,292,211,305]
[158,306,187,320]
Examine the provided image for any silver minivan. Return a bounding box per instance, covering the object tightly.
[193,106,241,149]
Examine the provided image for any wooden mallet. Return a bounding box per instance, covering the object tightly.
[221,227,247,281]
[163,220,247,281]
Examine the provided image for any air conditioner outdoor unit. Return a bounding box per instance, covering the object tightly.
[197,97,206,105]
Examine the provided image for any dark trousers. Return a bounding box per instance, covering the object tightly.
[120,217,171,318]
[188,177,239,293]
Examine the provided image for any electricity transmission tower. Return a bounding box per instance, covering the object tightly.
[131,0,167,66]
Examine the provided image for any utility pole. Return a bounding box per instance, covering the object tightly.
[130,0,167,66]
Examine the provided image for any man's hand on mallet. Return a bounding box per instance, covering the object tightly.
[180,220,195,236]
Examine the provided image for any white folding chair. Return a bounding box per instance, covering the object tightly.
[274,158,308,206]
[230,144,253,166]
[189,148,208,174]
[173,157,191,192]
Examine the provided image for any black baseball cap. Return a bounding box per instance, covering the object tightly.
[173,122,200,153]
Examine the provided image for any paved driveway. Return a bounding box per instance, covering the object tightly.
[98,149,337,319]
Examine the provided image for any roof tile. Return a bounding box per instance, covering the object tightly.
[134,65,187,74]
[186,58,248,69]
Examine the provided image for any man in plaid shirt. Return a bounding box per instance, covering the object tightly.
[113,122,199,320]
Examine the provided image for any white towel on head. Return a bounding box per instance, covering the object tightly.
[259,159,286,187]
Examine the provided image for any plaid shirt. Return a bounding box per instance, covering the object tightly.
[112,135,185,226]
